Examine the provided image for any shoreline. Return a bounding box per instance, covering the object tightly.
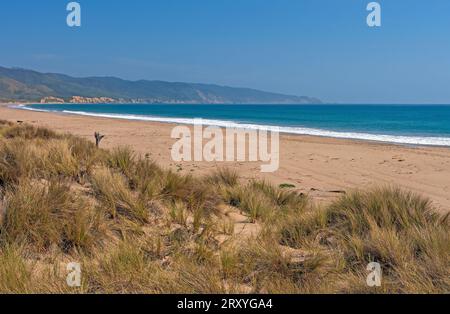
[2,102,450,211]
[12,103,450,148]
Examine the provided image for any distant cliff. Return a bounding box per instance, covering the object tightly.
[0,66,321,104]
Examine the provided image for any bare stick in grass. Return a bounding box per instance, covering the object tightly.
[94,132,105,148]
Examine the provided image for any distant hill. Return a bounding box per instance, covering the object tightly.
[0,66,321,104]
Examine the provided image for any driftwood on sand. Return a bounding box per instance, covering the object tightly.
[94,132,105,148]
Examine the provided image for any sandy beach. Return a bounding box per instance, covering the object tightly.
[2,103,450,212]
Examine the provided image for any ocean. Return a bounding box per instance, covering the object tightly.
[19,104,450,146]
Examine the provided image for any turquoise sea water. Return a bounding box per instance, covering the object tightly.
[20,104,450,146]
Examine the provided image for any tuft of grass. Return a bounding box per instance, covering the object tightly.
[66,136,105,181]
[0,120,14,127]
[326,187,441,234]
[2,124,60,140]
[205,168,239,187]
[169,201,188,226]
[90,167,149,223]
[44,140,80,178]
[276,187,450,293]
[1,180,103,253]
[251,180,307,209]
[107,146,135,177]
[0,139,42,186]
[0,244,33,293]
[160,171,194,199]
[128,158,163,198]
[83,241,178,293]
[240,191,274,223]
[222,180,308,222]
[0,135,102,186]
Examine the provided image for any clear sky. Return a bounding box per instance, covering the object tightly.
[1,0,450,104]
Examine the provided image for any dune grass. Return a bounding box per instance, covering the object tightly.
[0,122,448,293]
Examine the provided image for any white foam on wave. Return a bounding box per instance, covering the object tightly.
[12,104,61,113]
[16,105,450,147]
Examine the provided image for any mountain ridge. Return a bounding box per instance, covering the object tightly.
[0,66,321,104]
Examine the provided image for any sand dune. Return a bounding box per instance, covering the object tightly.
[2,104,449,212]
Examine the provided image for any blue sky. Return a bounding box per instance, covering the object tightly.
[1,0,450,103]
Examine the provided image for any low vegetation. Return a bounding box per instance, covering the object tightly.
[0,121,448,293]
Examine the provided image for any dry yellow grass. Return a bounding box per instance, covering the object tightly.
[0,122,448,293]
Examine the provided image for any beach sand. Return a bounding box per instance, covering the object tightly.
[2,104,450,212]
